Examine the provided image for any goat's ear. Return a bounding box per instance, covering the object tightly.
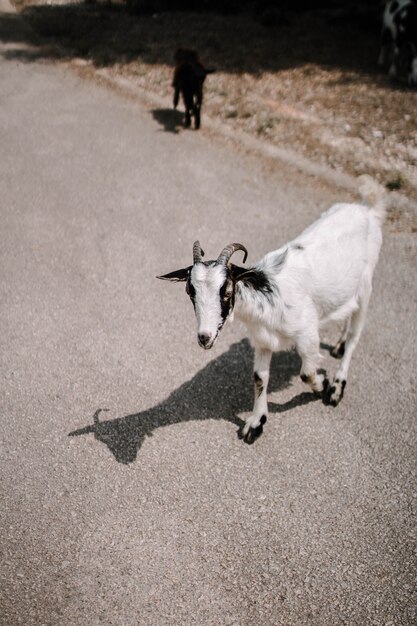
[156,266,191,282]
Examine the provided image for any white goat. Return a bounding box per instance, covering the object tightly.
[158,176,386,443]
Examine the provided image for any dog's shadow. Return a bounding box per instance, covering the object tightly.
[151,108,185,133]
[69,340,319,464]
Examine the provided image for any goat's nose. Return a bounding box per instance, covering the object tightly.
[198,332,212,346]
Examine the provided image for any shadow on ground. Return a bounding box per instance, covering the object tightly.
[151,108,184,133]
[69,339,319,464]
[0,1,404,89]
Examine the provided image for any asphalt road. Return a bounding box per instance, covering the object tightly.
[1,24,417,626]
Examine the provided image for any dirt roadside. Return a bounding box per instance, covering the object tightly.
[6,0,417,231]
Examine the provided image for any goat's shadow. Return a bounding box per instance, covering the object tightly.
[69,339,319,464]
[151,108,185,134]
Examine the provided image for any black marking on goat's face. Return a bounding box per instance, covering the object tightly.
[219,277,235,324]
[185,278,196,305]
[189,262,237,350]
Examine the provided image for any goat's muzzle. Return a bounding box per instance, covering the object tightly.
[198,331,216,350]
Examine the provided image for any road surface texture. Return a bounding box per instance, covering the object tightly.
[1,14,416,626]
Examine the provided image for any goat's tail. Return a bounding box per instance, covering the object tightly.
[358,175,386,224]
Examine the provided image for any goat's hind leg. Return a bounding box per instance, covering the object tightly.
[241,348,271,444]
[331,317,350,359]
[194,87,203,129]
[325,300,369,407]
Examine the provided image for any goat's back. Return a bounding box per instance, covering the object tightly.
[261,202,384,321]
[299,201,382,272]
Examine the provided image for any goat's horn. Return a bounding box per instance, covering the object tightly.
[193,240,205,264]
[217,243,248,266]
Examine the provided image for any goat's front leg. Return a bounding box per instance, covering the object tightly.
[173,84,180,109]
[241,347,271,444]
[184,108,192,128]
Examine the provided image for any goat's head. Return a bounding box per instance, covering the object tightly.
[157,241,248,350]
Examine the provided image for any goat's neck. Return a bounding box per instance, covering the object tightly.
[234,267,278,323]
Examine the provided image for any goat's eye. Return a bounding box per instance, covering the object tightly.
[223,282,234,300]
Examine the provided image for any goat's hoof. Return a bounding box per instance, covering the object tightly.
[330,341,345,359]
[239,415,267,444]
[301,371,328,394]
[324,378,346,407]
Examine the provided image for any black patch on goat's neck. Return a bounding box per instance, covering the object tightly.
[244,269,273,295]
[233,265,275,300]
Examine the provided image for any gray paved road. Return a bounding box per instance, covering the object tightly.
[1,33,416,626]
